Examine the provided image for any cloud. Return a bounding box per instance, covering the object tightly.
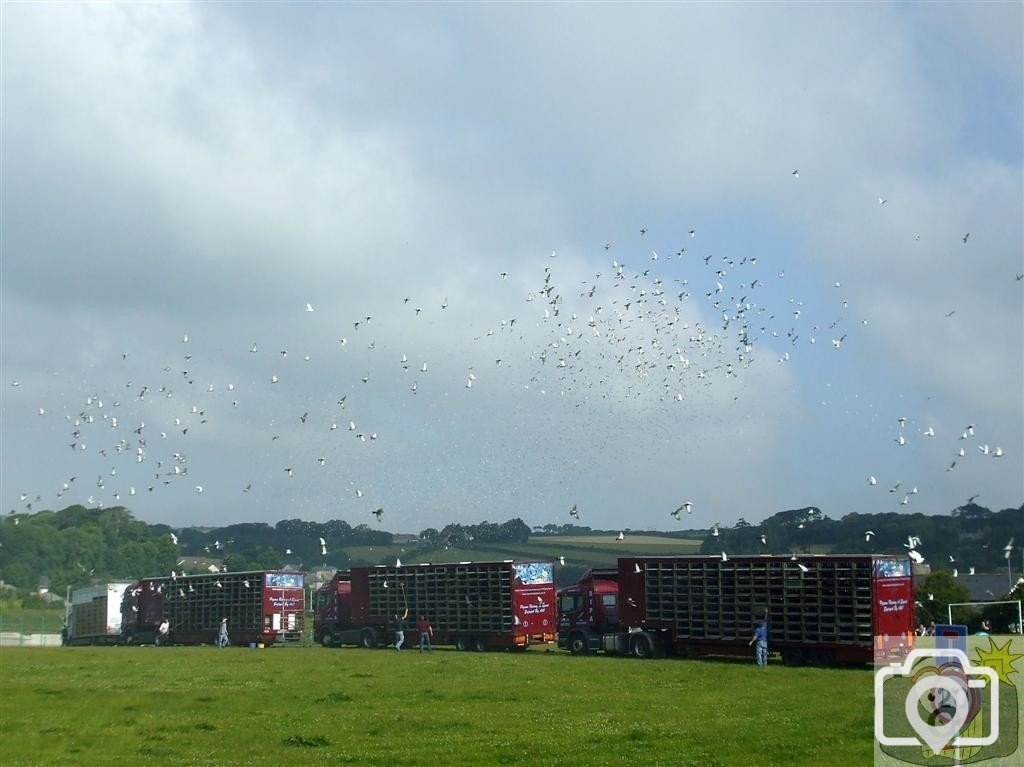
[2,3,1020,532]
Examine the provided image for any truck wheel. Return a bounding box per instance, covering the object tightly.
[630,633,654,659]
[360,628,378,649]
[781,648,804,666]
[473,637,487,652]
[455,637,469,651]
[568,632,591,655]
[321,632,334,648]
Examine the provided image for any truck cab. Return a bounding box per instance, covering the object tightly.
[557,568,621,654]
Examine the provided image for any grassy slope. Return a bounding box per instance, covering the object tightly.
[1,646,871,767]
[344,534,703,570]
[0,606,65,633]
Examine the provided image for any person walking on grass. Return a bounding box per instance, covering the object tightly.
[749,618,768,666]
[393,608,409,650]
[217,617,230,648]
[417,615,433,653]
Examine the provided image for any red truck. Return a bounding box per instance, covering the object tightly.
[121,570,304,646]
[557,554,915,665]
[314,560,556,650]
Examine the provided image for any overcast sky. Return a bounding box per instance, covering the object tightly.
[2,3,1021,535]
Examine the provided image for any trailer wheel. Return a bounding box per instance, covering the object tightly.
[568,631,591,655]
[320,632,334,648]
[473,637,487,652]
[629,633,654,659]
[455,637,469,651]
[360,628,378,649]
[781,648,805,667]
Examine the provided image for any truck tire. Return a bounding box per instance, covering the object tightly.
[360,628,378,649]
[568,631,591,655]
[473,637,487,652]
[455,637,469,651]
[321,632,334,648]
[781,648,804,667]
[629,633,654,659]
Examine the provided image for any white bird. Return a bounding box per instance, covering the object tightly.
[968,567,975,576]
[711,524,719,537]
[421,363,428,373]
[867,476,877,486]
[721,552,728,562]
[952,568,959,578]
[305,303,314,312]
[865,530,875,542]
[207,565,219,573]
[558,556,566,566]
[895,435,906,446]
[908,550,924,564]
[270,375,278,384]
[170,533,178,545]
[616,532,624,541]
[923,427,935,437]
[676,501,693,515]
[992,447,1004,457]
[760,534,767,545]
[396,557,403,567]
[979,444,991,455]
[194,485,203,494]
[797,563,809,573]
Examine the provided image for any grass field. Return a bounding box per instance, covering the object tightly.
[344,535,704,572]
[1,645,873,767]
[0,606,65,634]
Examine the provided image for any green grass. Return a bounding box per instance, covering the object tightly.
[1,646,873,766]
[0,606,65,634]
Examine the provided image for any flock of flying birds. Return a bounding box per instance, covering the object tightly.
[6,213,1020,576]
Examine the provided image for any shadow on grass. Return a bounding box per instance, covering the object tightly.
[315,691,352,703]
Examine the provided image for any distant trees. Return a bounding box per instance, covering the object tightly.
[416,518,531,550]
[0,505,177,595]
[915,570,970,627]
[699,505,1022,571]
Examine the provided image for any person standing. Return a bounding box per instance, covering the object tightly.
[393,608,409,651]
[156,619,170,647]
[749,618,768,666]
[416,615,433,653]
[217,617,230,648]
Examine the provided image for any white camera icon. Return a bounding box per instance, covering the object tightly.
[875,648,999,753]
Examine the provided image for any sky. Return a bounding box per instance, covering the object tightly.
[1,2,1022,535]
